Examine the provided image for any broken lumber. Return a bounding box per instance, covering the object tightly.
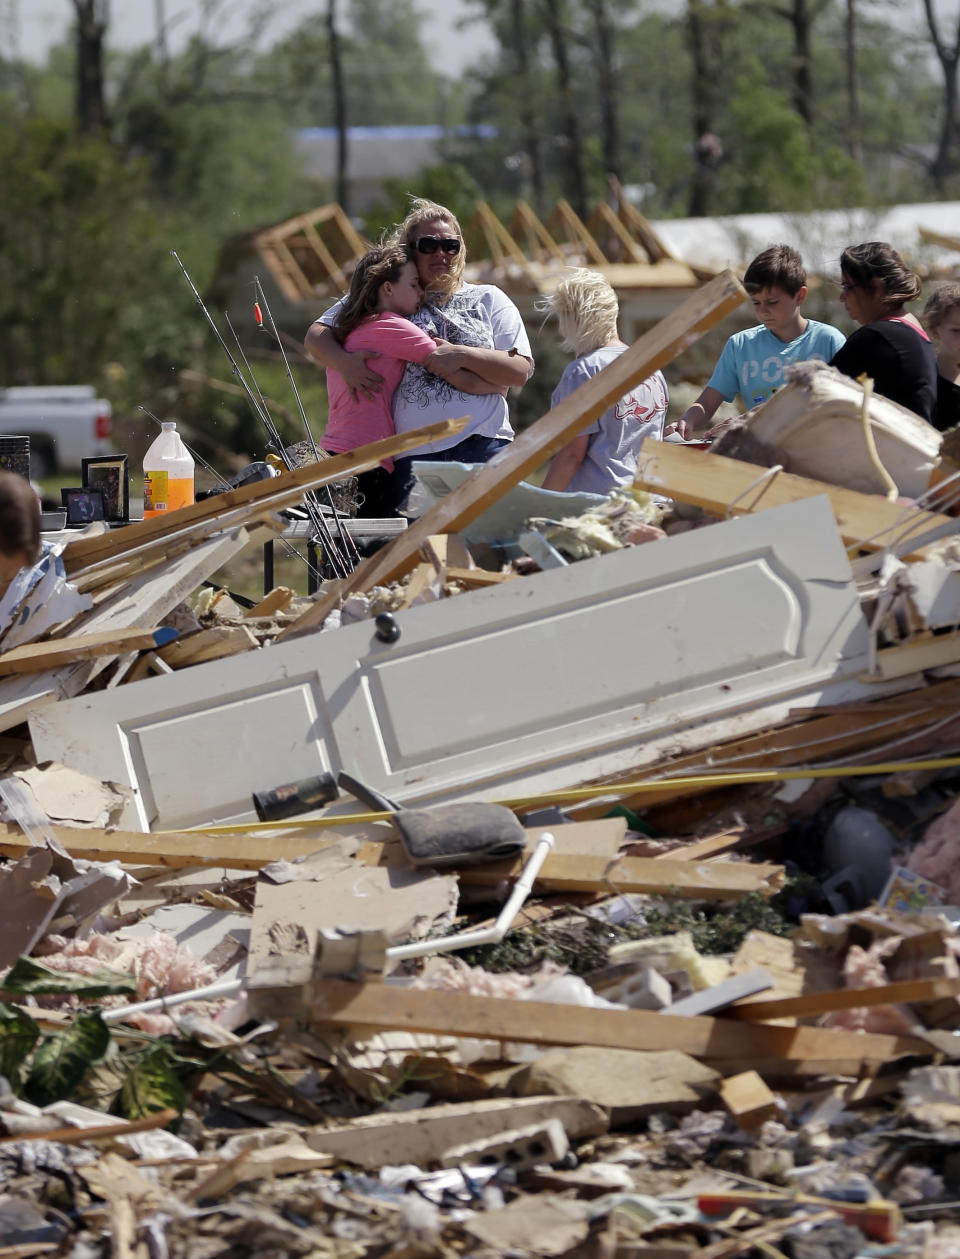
[281,268,748,637]
[279,979,931,1072]
[633,439,953,559]
[0,626,178,675]
[363,843,785,899]
[727,975,960,1021]
[720,1070,779,1130]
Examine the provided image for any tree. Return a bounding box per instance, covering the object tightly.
[922,0,960,185]
[586,0,621,184]
[72,0,109,134]
[327,0,348,212]
[542,0,588,215]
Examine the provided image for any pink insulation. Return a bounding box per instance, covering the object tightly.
[906,797,960,904]
[821,937,923,1035]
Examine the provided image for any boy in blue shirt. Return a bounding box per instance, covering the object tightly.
[669,244,845,439]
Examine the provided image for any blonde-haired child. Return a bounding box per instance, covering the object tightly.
[540,268,668,494]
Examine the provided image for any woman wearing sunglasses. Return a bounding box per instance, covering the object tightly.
[830,242,938,423]
[306,198,533,512]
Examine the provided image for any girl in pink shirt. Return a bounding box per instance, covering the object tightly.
[323,244,439,517]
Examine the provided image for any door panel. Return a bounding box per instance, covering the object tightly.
[30,497,871,831]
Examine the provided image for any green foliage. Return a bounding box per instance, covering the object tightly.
[24,1010,111,1107]
[0,1003,40,1089]
[117,1043,187,1121]
[361,162,486,242]
[2,956,138,998]
[636,890,794,955]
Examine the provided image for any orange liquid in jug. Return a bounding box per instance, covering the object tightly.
[143,472,194,518]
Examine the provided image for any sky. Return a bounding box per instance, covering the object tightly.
[12,0,493,77]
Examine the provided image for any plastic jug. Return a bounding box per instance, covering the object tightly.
[143,421,194,518]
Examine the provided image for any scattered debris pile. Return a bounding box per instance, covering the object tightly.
[3,271,960,1254]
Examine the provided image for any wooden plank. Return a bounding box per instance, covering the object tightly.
[0,627,177,675]
[720,1070,779,1130]
[728,974,960,1021]
[0,822,343,870]
[295,978,930,1068]
[445,566,515,586]
[280,269,748,638]
[246,587,294,618]
[63,416,467,576]
[384,847,785,899]
[633,440,953,559]
[863,634,960,680]
[157,625,258,668]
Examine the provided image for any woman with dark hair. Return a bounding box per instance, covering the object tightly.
[830,241,938,423]
[306,198,533,512]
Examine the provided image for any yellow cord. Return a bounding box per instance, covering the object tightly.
[187,753,960,833]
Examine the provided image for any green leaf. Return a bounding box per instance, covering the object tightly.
[24,1010,110,1106]
[0,1002,39,1088]
[118,1045,186,1121]
[3,956,137,998]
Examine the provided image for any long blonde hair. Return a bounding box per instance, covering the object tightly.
[389,198,465,298]
[538,268,620,356]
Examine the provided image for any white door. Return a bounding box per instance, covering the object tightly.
[30,497,872,831]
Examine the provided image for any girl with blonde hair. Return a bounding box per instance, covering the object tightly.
[540,268,668,494]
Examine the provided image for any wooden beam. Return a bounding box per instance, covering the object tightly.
[633,440,953,559]
[455,851,784,899]
[0,627,177,675]
[728,975,960,1021]
[281,269,748,638]
[294,979,930,1068]
[0,822,342,870]
[63,417,467,576]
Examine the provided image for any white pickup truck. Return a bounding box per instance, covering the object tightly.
[0,385,113,477]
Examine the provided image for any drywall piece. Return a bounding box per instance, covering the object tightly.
[30,497,876,832]
[304,1096,608,1169]
[114,903,250,982]
[508,1046,720,1120]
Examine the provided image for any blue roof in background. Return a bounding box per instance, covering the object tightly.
[295,125,497,141]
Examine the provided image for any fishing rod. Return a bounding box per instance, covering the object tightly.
[225,309,348,580]
[253,276,359,570]
[170,250,346,581]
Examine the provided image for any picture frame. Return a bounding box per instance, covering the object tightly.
[82,454,129,522]
[61,486,106,526]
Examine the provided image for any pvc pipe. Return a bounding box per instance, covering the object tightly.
[102,978,244,1024]
[385,831,556,962]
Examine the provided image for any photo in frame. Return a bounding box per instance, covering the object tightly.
[61,486,106,526]
[82,455,129,522]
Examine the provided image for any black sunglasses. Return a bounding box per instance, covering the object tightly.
[414,235,462,255]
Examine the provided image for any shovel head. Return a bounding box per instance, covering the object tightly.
[392,802,527,868]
